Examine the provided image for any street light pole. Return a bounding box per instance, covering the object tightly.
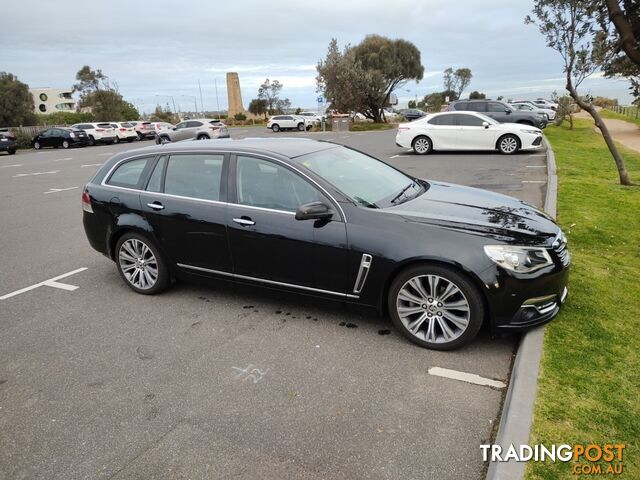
[198,79,205,114]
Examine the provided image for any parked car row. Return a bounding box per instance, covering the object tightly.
[0,129,18,155]
[267,115,315,132]
[155,118,230,143]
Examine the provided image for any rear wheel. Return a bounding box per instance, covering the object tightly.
[88,135,96,146]
[388,264,484,350]
[62,140,70,149]
[8,148,16,155]
[115,233,170,295]
[34,141,41,150]
[271,124,280,132]
[297,123,305,131]
[497,134,520,155]
[412,135,432,155]
[137,132,144,141]
[197,134,209,140]
[113,136,119,144]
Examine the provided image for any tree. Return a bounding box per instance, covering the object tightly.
[258,79,285,114]
[442,67,473,99]
[317,35,424,122]
[0,72,36,127]
[120,101,140,121]
[73,66,139,122]
[248,98,268,119]
[526,0,632,185]
[469,91,486,99]
[150,104,178,124]
[408,100,417,108]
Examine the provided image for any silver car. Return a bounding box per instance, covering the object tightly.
[156,118,230,142]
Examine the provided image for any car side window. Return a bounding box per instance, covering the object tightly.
[467,103,485,112]
[488,103,506,112]
[428,114,457,126]
[146,156,166,193]
[175,122,187,129]
[457,114,485,127]
[453,102,468,111]
[236,156,324,212]
[164,154,224,201]
[107,157,153,189]
[185,121,201,128]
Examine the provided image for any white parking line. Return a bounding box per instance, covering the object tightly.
[525,165,546,168]
[0,267,88,300]
[44,187,78,194]
[0,164,22,168]
[521,180,546,184]
[428,366,506,389]
[81,163,103,167]
[389,154,410,159]
[54,157,73,162]
[13,171,58,178]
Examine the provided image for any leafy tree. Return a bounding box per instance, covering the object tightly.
[408,100,417,108]
[234,112,247,121]
[248,98,268,119]
[150,104,178,124]
[0,72,37,127]
[442,67,473,99]
[317,35,424,122]
[36,111,94,125]
[469,91,486,99]
[275,98,291,114]
[120,101,140,121]
[417,90,458,112]
[526,0,631,186]
[258,79,284,114]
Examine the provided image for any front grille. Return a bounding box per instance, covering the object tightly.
[552,231,570,267]
[532,136,542,146]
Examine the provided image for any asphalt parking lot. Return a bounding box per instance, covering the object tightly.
[0,129,548,479]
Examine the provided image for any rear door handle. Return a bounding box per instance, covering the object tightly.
[233,217,255,226]
[147,202,165,210]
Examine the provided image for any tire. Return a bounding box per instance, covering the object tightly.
[34,142,41,150]
[271,124,280,132]
[412,135,432,155]
[297,123,305,131]
[137,132,144,141]
[62,140,70,149]
[88,135,96,146]
[127,138,134,143]
[197,134,209,140]
[8,148,16,155]
[115,232,170,295]
[497,134,520,155]
[388,264,484,350]
[113,136,120,144]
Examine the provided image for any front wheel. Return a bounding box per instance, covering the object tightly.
[62,140,70,149]
[388,264,484,350]
[412,135,432,155]
[113,136,120,144]
[497,134,520,155]
[297,123,305,131]
[137,132,144,141]
[115,233,170,295]
[88,135,96,146]
[271,124,280,132]
[34,142,41,150]
[8,148,16,155]
[197,134,209,140]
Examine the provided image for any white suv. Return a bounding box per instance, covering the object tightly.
[298,112,322,125]
[109,122,138,143]
[267,115,308,132]
[71,122,117,145]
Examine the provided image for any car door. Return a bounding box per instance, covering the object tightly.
[227,154,349,293]
[183,121,203,139]
[139,153,232,272]
[171,122,190,141]
[51,128,64,147]
[486,102,511,123]
[456,114,495,150]
[426,114,459,150]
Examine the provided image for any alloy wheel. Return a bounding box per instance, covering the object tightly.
[118,238,159,290]
[62,140,69,149]
[413,137,431,154]
[396,274,470,344]
[34,142,40,150]
[500,136,518,154]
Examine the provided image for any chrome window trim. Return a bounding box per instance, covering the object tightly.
[99,150,348,222]
[177,263,359,299]
[352,253,373,294]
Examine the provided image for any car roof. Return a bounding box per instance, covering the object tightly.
[105,138,340,162]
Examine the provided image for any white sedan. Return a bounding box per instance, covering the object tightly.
[395,111,544,155]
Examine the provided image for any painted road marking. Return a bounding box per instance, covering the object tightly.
[389,154,410,159]
[0,164,22,168]
[44,187,78,194]
[54,157,73,162]
[522,180,546,184]
[0,267,88,300]
[525,165,546,168]
[428,366,506,389]
[13,171,58,178]
[81,163,103,167]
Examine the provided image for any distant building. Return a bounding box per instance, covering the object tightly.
[30,88,76,114]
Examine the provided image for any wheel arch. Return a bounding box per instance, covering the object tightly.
[107,216,157,261]
[378,257,491,323]
[411,134,434,150]
[495,133,521,151]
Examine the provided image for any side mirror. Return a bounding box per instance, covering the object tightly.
[295,202,333,221]
[505,109,511,114]
[482,121,490,129]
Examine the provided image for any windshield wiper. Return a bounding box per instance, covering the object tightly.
[354,196,379,209]
[390,182,418,204]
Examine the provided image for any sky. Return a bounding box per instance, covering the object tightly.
[2,0,635,114]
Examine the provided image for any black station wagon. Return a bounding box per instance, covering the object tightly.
[82,138,569,350]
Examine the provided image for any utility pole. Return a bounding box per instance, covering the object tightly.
[198,79,205,114]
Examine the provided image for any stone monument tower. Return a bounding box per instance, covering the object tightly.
[226,72,247,118]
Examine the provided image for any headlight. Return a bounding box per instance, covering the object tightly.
[522,129,540,134]
[483,245,553,273]
[69,132,75,138]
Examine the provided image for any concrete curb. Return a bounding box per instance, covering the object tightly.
[485,137,557,480]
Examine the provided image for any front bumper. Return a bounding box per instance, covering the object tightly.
[0,140,17,151]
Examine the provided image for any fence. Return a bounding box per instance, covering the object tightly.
[5,125,69,137]
[610,105,640,120]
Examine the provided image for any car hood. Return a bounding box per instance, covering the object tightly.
[387,180,558,244]
[499,122,541,132]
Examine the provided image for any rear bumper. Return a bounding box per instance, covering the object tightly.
[96,136,116,144]
[0,141,17,151]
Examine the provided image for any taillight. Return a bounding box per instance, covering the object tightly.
[397,127,410,132]
[119,128,126,132]
[82,189,93,213]
[96,129,104,132]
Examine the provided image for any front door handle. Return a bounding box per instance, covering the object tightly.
[233,216,255,226]
[147,202,165,210]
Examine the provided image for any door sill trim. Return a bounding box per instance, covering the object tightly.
[176,263,359,299]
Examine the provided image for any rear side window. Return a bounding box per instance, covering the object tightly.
[428,114,458,126]
[121,122,132,127]
[107,157,152,188]
[186,121,202,128]
[164,154,224,201]
[488,103,506,112]
[457,114,485,127]
[453,102,468,111]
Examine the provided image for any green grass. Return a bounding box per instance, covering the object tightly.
[526,120,640,479]
[600,108,640,127]
[349,122,395,132]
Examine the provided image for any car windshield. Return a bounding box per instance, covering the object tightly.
[295,146,426,208]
